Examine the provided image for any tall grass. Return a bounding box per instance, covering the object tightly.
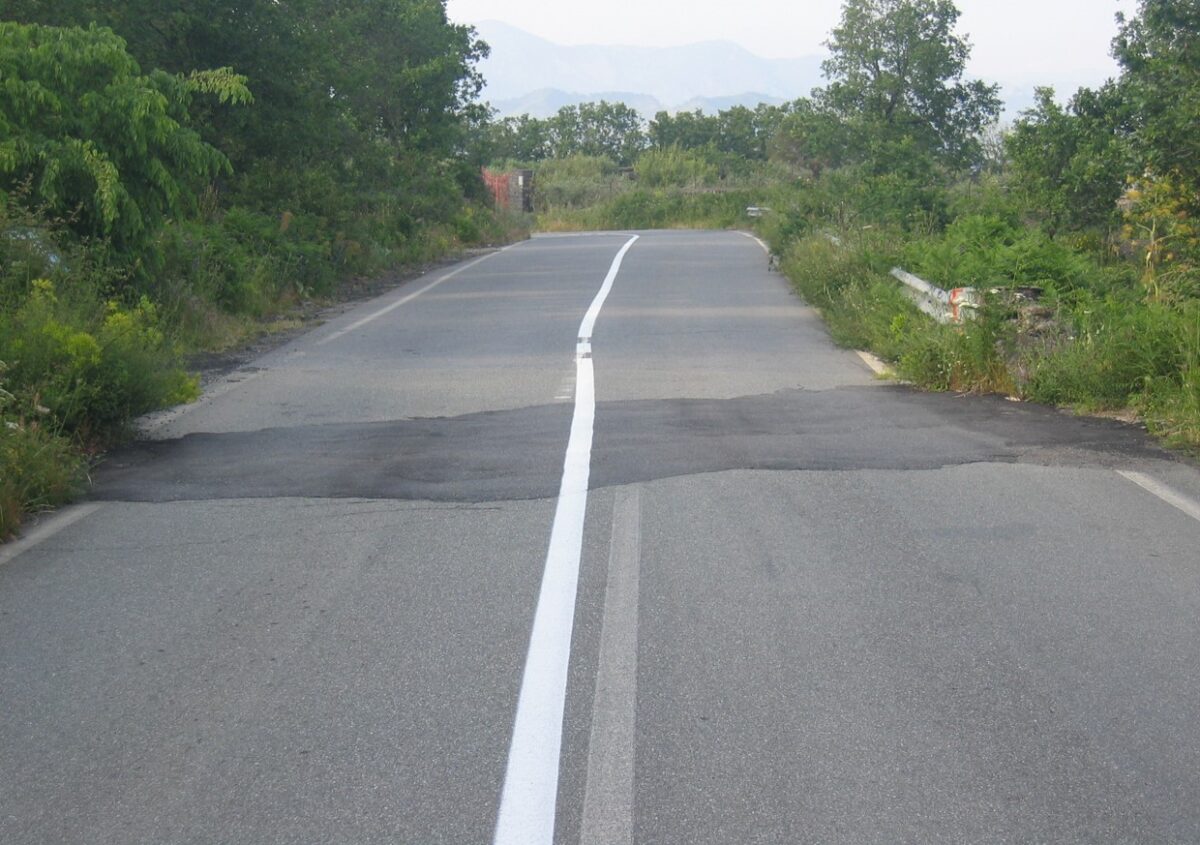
[774,223,1200,450]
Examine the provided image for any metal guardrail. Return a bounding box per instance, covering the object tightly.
[890,267,979,324]
[812,231,978,324]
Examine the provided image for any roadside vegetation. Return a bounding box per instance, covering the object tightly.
[475,0,1200,455]
[0,3,525,538]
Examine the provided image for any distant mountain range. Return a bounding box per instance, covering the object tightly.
[472,21,1073,121]
[475,21,821,118]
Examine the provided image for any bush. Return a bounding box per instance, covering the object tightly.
[1024,299,1190,408]
[897,295,1016,394]
[0,407,85,540]
[2,278,197,441]
[780,231,913,356]
[781,230,1016,394]
[635,147,719,188]
[1141,366,1200,451]
[0,206,198,536]
[900,214,1098,293]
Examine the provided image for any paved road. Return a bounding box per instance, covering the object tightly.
[3,230,1199,843]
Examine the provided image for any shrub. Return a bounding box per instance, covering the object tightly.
[534,155,626,212]
[635,147,719,188]
[1024,299,1189,408]
[901,215,1096,293]
[1140,365,1200,451]
[2,279,198,441]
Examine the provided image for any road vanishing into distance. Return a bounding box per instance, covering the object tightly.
[3,230,1200,844]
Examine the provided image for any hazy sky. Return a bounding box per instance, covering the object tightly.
[446,0,1140,89]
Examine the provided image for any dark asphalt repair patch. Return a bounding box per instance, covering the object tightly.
[93,387,1171,504]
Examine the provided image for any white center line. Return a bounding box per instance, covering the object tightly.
[1117,470,1200,524]
[580,486,642,845]
[493,234,639,845]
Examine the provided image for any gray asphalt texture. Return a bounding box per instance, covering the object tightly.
[3,230,1199,844]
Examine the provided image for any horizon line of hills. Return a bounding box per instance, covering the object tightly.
[474,19,1096,120]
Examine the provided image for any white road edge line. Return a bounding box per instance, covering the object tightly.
[143,243,525,433]
[0,503,104,567]
[579,486,641,845]
[1117,470,1200,525]
[856,350,891,377]
[316,242,522,347]
[494,234,639,845]
[139,369,266,436]
[740,231,771,255]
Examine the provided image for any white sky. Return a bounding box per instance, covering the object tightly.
[446,0,1140,88]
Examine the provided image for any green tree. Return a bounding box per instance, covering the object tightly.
[5,1,490,198]
[649,110,720,151]
[1005,85,1132,235]
[489,114,554,162]
[0,21,249,253]
[317,0,487,154]
[768,99,856,177]
[548,102,646,165]
[819,0,1000,170]
[3,0,328,168]
[1114,0,1200,206]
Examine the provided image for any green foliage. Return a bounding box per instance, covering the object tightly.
[1141,363,1200,450]
[0,204,195,534]
[649,104,788,162]
[1122,173,1200,296]
[1024,299,1195,408]
[533,155,627,212]
[635,147,719,188]
[489,100,795,170]
[489,102,648,166]
[818,0,1001,171]
[778,231,914,356]
[487,114,554,162]
[0,22,247,255]
[768,99,856,178]
[900,214,1099,293]
[0,6,524,541]
[0,398,86,540]
[779,230,1013,395]
[599,191,753,230]
[1115,0,1200,210]
[1,278,198,441]
[1005,86,1132,234]
[547,102,646,165]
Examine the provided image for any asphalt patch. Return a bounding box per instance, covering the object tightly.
[93,386,1171,504]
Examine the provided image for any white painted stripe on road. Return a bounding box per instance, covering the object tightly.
[139,368,266,436]
[316,243,522,347]
[1117,470,1200,525]
[494,234,639,845]
[141,244,526,433]
[0,503,104,567]
[740,231,771,255]
[856,350,891,377]
[580,486,642,845]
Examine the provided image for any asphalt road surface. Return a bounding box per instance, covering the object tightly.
[3,230,1200,844]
